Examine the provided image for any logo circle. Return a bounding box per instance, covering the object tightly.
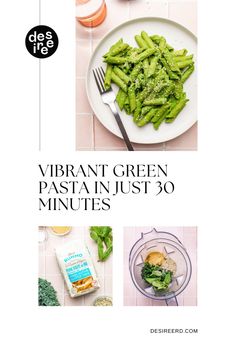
[25,25,59,59]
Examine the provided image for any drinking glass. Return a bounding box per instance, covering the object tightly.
[76,0,107,27]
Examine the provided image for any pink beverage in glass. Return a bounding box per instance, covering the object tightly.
[76,0,107,27]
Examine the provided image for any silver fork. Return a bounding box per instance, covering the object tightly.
[93,67,134,151]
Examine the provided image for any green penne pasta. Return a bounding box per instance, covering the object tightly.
[155,67,169,82]
[133,99,142,122]
[110,43,129,56]
[134,73,146,90]
[127,47,145,60]
[124,96,131,114]
[131,48,156,64]
[130,62,143,81]
[113,66,130,84]
[150,35,161,44]
[163,51,181,73]
[141,106,154,116]
[173,81,183,100]
[153,113,168,130]
[181,64,195,83]
[138,80,155,102]
[137,108,158,127]
[168,95,178,109]
[147,56,158,78]
[116,88,127,110]
[143,58,150,78]
[161,83,175,98]
[153,81,170,95]
[173,49,188,56]
[101,31,195,131]
[104,56,127,65]
[111,72,128,92]
[103,39,123,57]
[135,35,149,49]
[160,58,180,80]
[116,88,122,104]
[143,98,167,106]
[174,54,193,62]
[159,37,167,52]
[128,85,136,112]
[104,64,113,90]
[177,59,193,69]
[141,31,155,48]
[151,103,170,123]
[166,98,189,120]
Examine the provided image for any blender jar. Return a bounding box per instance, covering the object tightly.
[129,228,192,305]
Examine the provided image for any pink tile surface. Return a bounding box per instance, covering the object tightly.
[94,115,126,150]
[92,0,129,40]
[76,40,92,77]
[76,78,92,114]
[76,114,94,150]
[133,142,165,151]
[165,122,197,150]
[94,120,166,150]
[38,254,45,278]
[123,226,197,306]
[76,0,197,150]
[168,1,197,35]
[129,0,168,19]
[76,19,91,41]
[64,294,85,306]
[38,227,113,306]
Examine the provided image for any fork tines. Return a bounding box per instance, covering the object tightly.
[93,67,106,94]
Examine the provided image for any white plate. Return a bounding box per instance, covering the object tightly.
[86,17,197,144]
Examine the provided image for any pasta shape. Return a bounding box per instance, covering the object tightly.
[102,31,195,130]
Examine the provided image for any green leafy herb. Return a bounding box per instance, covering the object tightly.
[141,262,172,291]
[89,226,113,261]
[141,262,157,279]
[38,278,60,306]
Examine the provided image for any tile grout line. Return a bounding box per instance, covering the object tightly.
[92,114,95,150]
[90,25,95,150]
[76,112,92,116]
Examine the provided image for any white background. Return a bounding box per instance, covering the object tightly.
[1,0,236,353]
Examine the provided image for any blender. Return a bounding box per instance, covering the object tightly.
[129,228,192,306]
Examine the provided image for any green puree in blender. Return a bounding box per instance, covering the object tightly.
[141,251,176,291]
